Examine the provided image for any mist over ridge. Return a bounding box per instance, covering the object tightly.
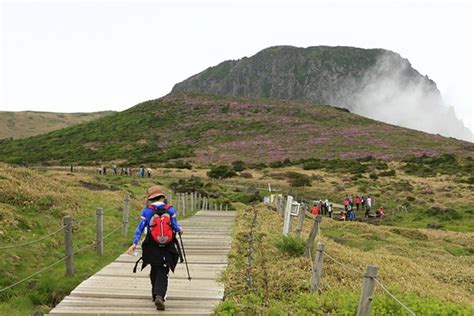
[172,45,473,142]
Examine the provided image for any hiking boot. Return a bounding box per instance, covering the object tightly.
[154,296,165,310]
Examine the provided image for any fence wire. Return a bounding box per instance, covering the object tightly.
[322,250,364,275]
[0,223,124,294]
[374,277,416,316]
[0,225,66,250]
[0,256,66,294]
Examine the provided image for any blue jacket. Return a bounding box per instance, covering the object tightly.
[133,203,181,245]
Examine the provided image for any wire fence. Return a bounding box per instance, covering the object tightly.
[0,191,127,297]
[279,194,417,316]
[321,248,416,315]
[0,225,66,250]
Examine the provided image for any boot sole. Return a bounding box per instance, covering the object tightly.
[154,297,165,311]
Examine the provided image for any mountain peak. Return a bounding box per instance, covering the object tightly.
[172,45,472,142]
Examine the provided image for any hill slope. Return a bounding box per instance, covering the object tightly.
[0,111,114,140]
[0,93,471,166]
[172,46,472,141]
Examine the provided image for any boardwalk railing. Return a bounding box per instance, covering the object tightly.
[275,195,416,316]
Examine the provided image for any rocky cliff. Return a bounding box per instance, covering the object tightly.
[172,46,472,141]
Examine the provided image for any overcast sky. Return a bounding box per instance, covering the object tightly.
[1,0,473,134]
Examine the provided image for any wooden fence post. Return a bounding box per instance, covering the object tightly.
[122,193,130,237]
[357,265,379,316]
[63,215,74,277]
[278,196,286,217]
[304,215,322,257]
[182,193,186,216]
[96,207,104,256]
[296,203,306,237]
[219,203,223,211]
[282,195,293,236]
[311,242,325,293]
[190,192,194,213]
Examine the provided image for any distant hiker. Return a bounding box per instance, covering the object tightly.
[343,196,349,211]
[127,186,183,311]
[348,205,356,221]
[365,206,370,218]
[311,204,320,216]
[319,200,326,215]
[376,207,385,219]
[70,165,74,173]
[366,195,372,210]
[139,166,145,178]
[328,203,333,218]
[103,166,107,175]
[355,196,361,211]
[361,196,366,210]
[324,199,330,216]
[339,211,346,221]
[147,168,152,177]
[113,165,117,175]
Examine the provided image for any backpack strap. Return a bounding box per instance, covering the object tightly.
[133,257,143,273]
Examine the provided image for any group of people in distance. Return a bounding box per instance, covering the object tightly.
[310,199,333,217]
[311,194,385,221]
[96,165,152,177]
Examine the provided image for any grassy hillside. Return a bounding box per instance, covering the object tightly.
[216,205,473,315]
[0,164,156,315]
[0,162,472,314]
[0,93,471,166]
[0,110,114,140]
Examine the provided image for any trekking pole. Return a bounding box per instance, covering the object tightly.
[179,232,192,281]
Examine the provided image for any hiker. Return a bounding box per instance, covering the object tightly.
[361,196,366,210]
[328,203,333,218]
[319,199,326,215]
[343,196,349,211]
[366,195,373,210]
[376,207,385,219]
[355,196,361,211]
[311,204,320,215]
[126,186,183,311]
[339,210,346,221]
[324,199,330,216]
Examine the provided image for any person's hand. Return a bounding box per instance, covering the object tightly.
[126,244,137,255]
[178,230,183,236]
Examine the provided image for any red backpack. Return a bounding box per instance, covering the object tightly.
[149,205,174,245]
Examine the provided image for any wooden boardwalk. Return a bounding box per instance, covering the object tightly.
[48,210,236,315]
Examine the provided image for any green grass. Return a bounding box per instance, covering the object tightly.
[216,205,474,315]
[0,168,163,314]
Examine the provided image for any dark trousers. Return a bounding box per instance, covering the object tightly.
[150,263,170,299]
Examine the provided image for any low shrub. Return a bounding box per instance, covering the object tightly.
[239,172,253,178]
[379,169,396,177]
[231,160,246,172]
[164,160,192,169]
[207,165,237,179]
[274,235,306,257]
